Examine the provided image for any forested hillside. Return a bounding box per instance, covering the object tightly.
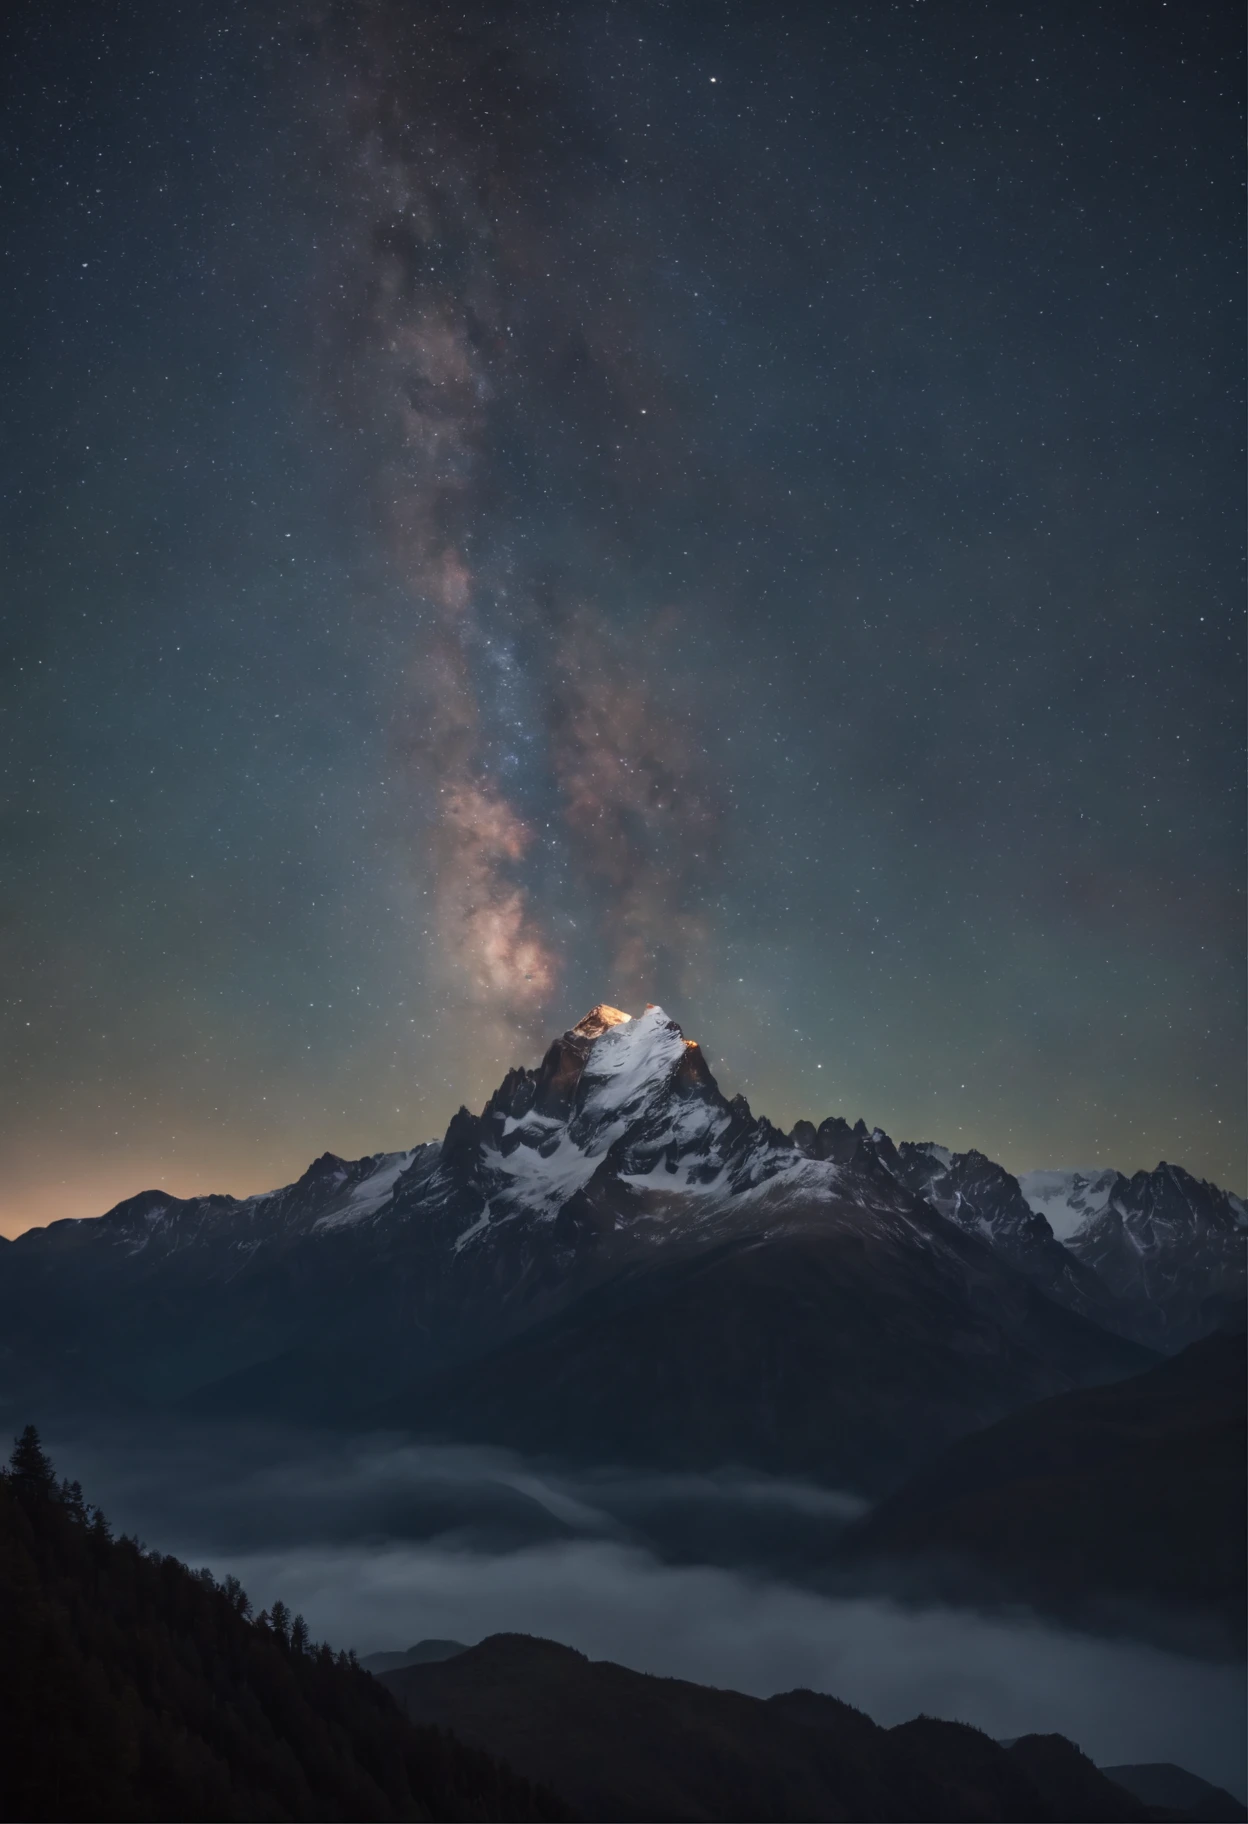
[0,1427,563,1823]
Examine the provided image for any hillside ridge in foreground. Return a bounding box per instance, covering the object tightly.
[382,1629,1227,1822]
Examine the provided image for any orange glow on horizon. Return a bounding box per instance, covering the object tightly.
[0,1137,381,1242]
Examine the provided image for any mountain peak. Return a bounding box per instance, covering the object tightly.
[571,1004,633,1040]
[575,1004,690,1121]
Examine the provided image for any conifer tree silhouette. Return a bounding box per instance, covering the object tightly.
[8,1422,57,1497]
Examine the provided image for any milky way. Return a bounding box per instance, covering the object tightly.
[2,0,1242,1231]
[323,1,724,1033]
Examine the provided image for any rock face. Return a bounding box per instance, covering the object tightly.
[1018,1168,1124,1241]
[872,1140,1118,1327]
[835,1137,1246,1351]
[0,1002,1236,1490]
[1060,1164,1247,1349]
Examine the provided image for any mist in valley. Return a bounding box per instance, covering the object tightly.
[48,1419,1247,1800]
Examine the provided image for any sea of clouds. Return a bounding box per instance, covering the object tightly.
[52,1422,1247,1800]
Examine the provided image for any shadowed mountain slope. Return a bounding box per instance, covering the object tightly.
[385,1210,1150,1493]
[382,1631,1158,1822]
[1101,1764,1247,1822]
[841,1329,1247,1646]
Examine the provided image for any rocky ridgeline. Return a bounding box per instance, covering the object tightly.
[0,1004,1241,1484]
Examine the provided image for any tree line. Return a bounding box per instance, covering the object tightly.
[0,1426,566,1821]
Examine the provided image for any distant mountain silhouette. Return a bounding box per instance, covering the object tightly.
[381,1630,1162,1821]
[1100,1764,1246,1822]
[841,1329,1247,1649]
[361,1640,470,1674]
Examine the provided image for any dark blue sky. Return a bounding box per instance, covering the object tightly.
[2,0,1243,1231]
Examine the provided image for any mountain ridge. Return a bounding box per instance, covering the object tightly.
[0,1004,1234,1492]
[14,1001,1239,1321]
[380,1631,1168,1823]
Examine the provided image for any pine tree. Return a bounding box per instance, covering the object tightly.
[9,1423,58,1497]
[59,1477,87,1519]
[221,1574,250,1617]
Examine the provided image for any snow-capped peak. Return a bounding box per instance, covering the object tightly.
[571,1003,632,1040]
[577,1004,688,1129]
[12,1000,1243,1371]
[464,1005,709,1223]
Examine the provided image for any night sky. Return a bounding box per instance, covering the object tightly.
[3,0,1243,1236]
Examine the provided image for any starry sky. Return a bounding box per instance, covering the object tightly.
[2,0,1243,1235]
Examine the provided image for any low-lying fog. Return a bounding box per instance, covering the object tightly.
[50,1422,1247,1800]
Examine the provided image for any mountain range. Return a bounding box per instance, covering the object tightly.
[2,1004,1243,1500]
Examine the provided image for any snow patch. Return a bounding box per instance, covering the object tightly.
[579,1005,687,1125]
[453,1202,493,1254]
[501,1112,562,1138]
[619,1160,727,1196]
[350,1151,415,1207]
[1018,1168,1118,1242]
[482,1132,604,1218]
[481,1008,723,1221]
[313,1152,416,1231]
